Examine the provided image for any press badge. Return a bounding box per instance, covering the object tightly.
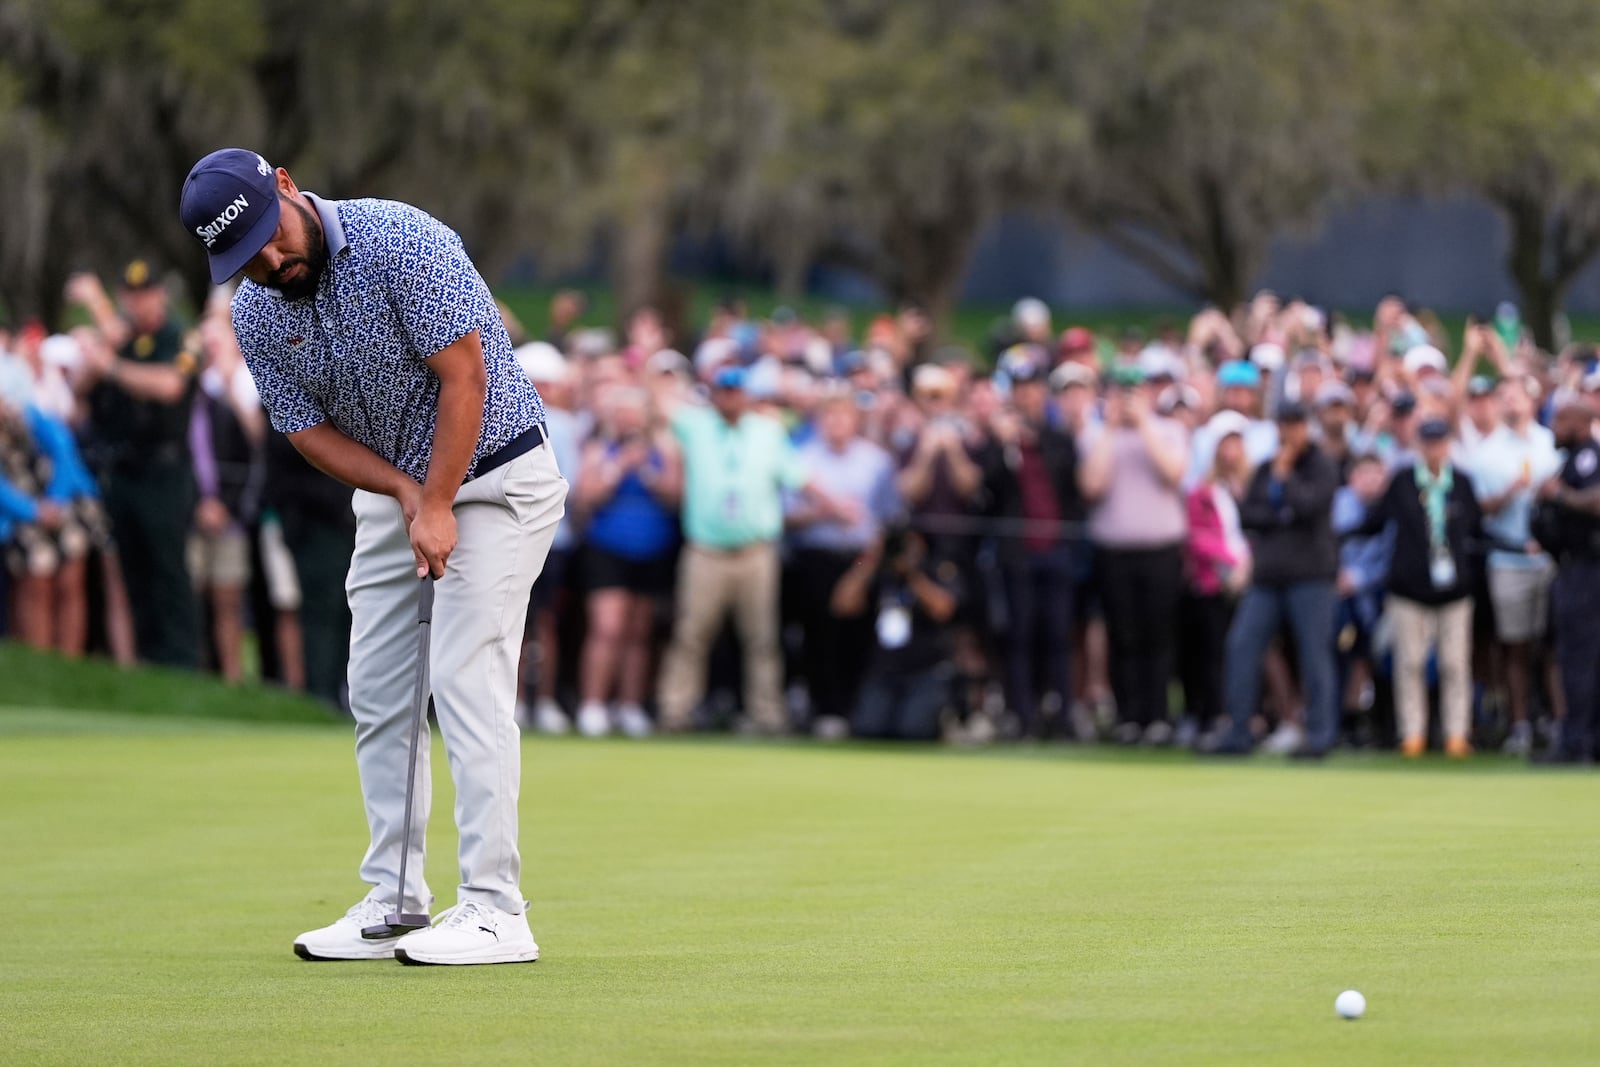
[876,605,912,649]
[1430,547,1457,590]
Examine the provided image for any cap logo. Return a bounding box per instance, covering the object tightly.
[195,194,252,248]
[256,154,271,176]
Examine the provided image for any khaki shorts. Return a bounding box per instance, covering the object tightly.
[187,528,251,588]
[1488,559,1555,643]
[258,518,301,611]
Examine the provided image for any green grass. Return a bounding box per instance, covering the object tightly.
[0,642,337,726]
[4,704,1598,1066]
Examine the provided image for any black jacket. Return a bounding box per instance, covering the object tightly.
[979,422,1081,561]
[1239,444,1340,586]
[1349,464,1483,605]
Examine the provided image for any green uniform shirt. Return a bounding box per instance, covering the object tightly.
[89,319,196,465]
[673,404,805,548]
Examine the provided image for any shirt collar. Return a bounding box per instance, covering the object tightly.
[302,192,348,259]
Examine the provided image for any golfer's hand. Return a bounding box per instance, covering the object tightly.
[408,500,457,579]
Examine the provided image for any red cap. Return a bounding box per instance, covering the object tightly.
[1057,326,1095,356]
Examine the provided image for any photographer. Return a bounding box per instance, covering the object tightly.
[832,525,961,741]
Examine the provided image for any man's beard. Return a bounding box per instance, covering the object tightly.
[265,198,328,301]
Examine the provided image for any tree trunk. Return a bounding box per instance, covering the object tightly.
[1500,191,1557,352]
[882,208,984,340]
[611,164,671,322]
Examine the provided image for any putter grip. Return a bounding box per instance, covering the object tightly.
[417,575,434,623]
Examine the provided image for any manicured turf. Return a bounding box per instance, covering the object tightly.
[3,706,1598,1066]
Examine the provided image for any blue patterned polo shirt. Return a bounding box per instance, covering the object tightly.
[231,193,544,483]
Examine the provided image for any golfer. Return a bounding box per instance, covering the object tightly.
[180,149,566,965]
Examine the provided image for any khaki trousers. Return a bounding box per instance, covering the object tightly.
[657,541,785,731]
[346,445,566,915]
[1389,595,1473,744]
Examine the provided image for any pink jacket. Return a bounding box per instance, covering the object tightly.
[1185,483,1247,596]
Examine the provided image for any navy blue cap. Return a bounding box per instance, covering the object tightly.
[179,149,281,284]
[1418,418,1452,441]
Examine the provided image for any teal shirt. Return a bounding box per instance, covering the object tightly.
[673,404,806,547]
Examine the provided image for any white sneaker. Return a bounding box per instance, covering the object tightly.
[534,698,572,735]
[293,895,420,961]
[1262,721,1305,756]
[615,703,654,738]
[1502,721,1533,757]
[394,900,539,966]
[812,715,850,741]
[577,702,611,738]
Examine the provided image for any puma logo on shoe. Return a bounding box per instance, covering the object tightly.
[478,927,498,940]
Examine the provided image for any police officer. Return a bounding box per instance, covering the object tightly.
[65,262,201,668]
[1531,400,1600,765]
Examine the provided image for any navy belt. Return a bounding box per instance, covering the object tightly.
[468,424,544,481]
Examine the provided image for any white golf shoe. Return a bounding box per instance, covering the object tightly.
[615,703,654,738]
[576,701,611,738]
[293,895,420,961]
[394,900,540,966]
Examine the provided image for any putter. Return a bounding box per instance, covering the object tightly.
[361,575,436,939]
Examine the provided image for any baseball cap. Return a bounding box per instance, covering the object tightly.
[1217,360,1262,390]
[1157,384,1201,414]
[1417,418,1452,442]
[1107,364,1145,389]
[1467,375,1497,398]
[180,148,282,284]
[1314,381,1356,409]
[1206,410,1251,442]
[512,341,568,384]
[1057,326,1095,356]
[1391,392,1418,416]
[1275,401,1310,424]
[1049,362,1097,392]
[712,365,747,391]
[1403,344,1448,376]
[120,259,160,291]
[1008,360,1047,386]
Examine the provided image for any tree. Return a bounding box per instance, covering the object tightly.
[1058,0,1368,310]
[740,0,1086,328]
[1368,0,1600,350]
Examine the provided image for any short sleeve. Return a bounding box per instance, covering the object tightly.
[383,209,490,359]
[231,302,326,435]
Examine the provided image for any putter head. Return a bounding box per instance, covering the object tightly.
[360,912,431,939]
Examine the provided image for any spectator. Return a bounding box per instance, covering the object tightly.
[1178,411,1253,746]
[1314,381,1358,478]
[575,386,682,738]
[1079,365,1189,744]
[513,342,587,735]
[832,525,961,741]
[1349,419,1485,758]
[980,360,1082,738]
[66,262,200,669]
[189,313,264,682]
[656,366,836,733]
[545,289,587,350]
[786,388,899,738]
[1531,402,1600,765]
[1471,376,1562,755]
[1210,402,1340,758]
[1332,454,1394,742]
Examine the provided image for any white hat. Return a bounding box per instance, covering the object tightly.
[1138,346,1184,381]
[513,341,568,384]
[1012,297,1050,331]
[693,337,739,376]
[1403,344,1448,376]
[1206,409,1251,442]
[646,348,690,376]
[40,334,83,370]
[1248,342,1285,372]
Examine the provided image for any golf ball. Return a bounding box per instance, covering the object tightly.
[1335,990,1366,1020]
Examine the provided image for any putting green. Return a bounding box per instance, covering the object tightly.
[3,708,1597,1065]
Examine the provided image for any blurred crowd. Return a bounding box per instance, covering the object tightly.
[6,269,1600,765]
